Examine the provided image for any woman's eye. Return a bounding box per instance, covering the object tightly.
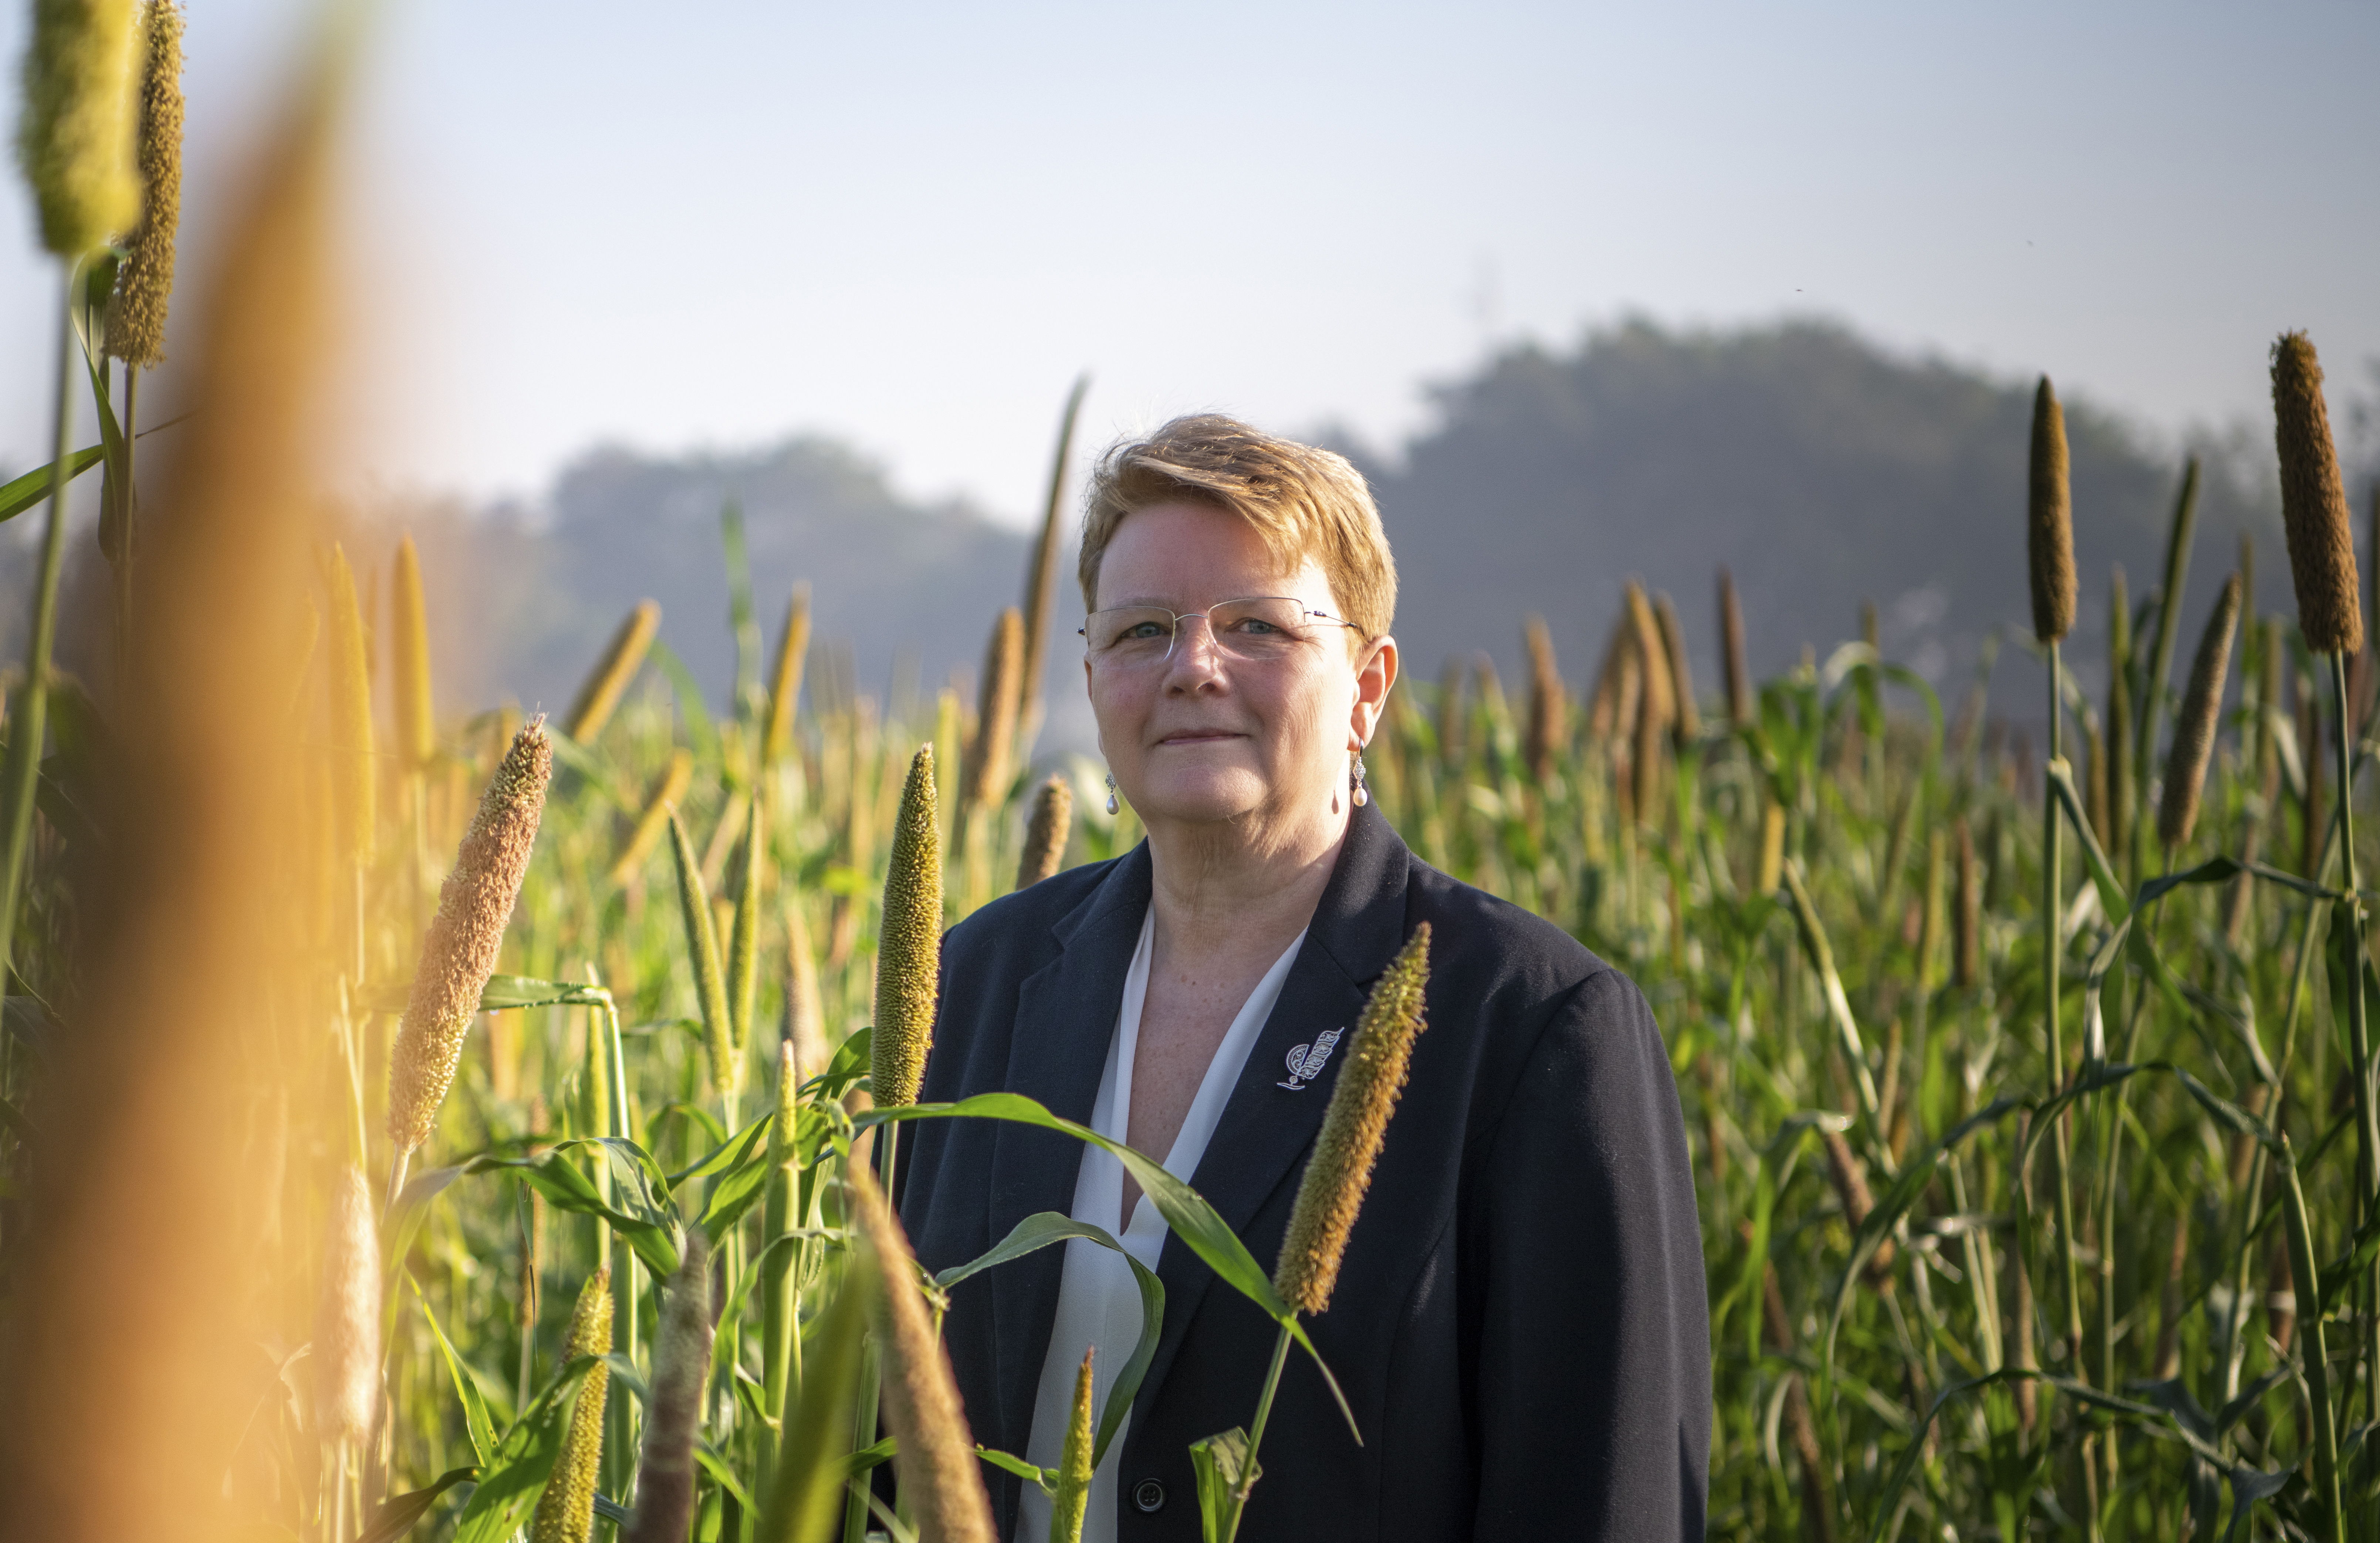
[1230,617,1280,635]
[1123,622,1166,641]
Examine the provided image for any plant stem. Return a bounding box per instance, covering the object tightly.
[116,363,136,676]
[0,269,83,982]
[2280,1147,2344,1543]
[2043,646,2085,1377]
[1219,1324,1293,1543]
[2329,656,2380,1456]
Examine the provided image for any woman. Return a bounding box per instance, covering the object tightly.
[898,415,1708,1541]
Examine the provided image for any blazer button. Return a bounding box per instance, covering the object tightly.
[1131,1478,1166,1513]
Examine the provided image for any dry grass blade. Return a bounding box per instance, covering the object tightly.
[762,584,810,774]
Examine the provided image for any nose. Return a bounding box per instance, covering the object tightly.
[1162,612,1229,688]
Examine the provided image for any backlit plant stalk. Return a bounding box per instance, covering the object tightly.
[2025,377,2088,1436]
[99,0,180,660]
[1224,924,1431,1543]
[0,0,142,978]
[2273,328,2376,1442]
[564,598,660,744]
[623,1232,714,1543]
[669,811,737,1120]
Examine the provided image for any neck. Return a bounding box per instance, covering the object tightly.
[1142,801,1350,954]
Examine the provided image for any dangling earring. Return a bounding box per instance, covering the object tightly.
[1105,771,1120,816]
[1350,752,1369,808]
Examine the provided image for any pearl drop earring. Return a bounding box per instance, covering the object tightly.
[1105,771,1120,816]
[1350,752,1369,807]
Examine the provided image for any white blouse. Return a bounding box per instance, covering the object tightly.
[1013,906,1308,1543]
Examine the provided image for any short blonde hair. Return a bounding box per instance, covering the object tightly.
[1079,414,1397,640]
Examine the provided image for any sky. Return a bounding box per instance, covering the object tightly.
[0,0,2371,529]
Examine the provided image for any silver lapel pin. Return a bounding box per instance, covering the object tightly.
[1277,1028,1344,1091]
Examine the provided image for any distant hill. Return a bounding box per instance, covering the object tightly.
[23,317,2305,744]
[1357,318,2283,709]
[380,435,1046,734]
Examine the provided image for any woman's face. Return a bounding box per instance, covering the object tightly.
[1085,500,1396,840]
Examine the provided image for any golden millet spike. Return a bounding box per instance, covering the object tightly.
[102,0,179,364]
[607,746,693,887]
[1048,1350,1095,1543]
[1718,565,1752,728]
[1015,774,1073,890]
[1521,613,1563,783]
[1273,923,1432,1316]
[390,532,434,769]
[2272,332,2362,656]
[324,541,375,870]
[1655,591,1700,746]
[872,744,941,1108]
[386,719,551,1154]
[728,789,765,1053]
[530,1267,614,1543]
[2027,376,2076,644]
[960,606,1024,820]
[2157,573,2242,850]
[668,811,736,1101]
[847,1166,996,1543]
[16,0,141,257]
[314,1166,380,1443]
[563,598,660,743]
[762,583,810,774]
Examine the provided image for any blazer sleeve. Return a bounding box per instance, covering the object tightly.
[1468,967,1710,1540]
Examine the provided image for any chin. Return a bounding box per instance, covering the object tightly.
[1135,769,1270,826]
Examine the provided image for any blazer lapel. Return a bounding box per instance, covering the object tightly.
[1134,802,1414,1420]
[984,842,1152,1453]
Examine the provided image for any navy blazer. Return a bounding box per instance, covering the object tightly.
[896,800,1710,1540]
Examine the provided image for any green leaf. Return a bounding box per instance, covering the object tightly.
[935,1211,1166,1466]
[860,1093,1360,1442]
[354,1464,478,1543]
[846,1436,896,1476]
[755,1266,873,1543]
[973,1446,1058,1496]
[416,1285,500,1465]
[1188,1427,1258,1543]
[445,1353,602,1543]
[0,445,103,527]
[461,1139,683,1278]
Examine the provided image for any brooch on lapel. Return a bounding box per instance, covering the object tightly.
[1278,1028,1344,1091]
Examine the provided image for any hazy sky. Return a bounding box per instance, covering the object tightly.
[0,0,2371,529]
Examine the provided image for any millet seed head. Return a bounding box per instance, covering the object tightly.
[101,0,179,364]
[2027,377,2076,644]
[2272,332,2362,656]
[315,1166,380,1443]
[16,0,141,258]
[2157,573,2242,850]
[1273,923,1432,1316]
[1016,774,1073,890]
[531,1268,613,1543]
[848,1166,995,1543]
[386,719,551,1154]
[872,744,941,1108]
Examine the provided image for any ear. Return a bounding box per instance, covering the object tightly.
[1349,635,1399,750]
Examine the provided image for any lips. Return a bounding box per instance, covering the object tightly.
[1153,730,1246,746]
